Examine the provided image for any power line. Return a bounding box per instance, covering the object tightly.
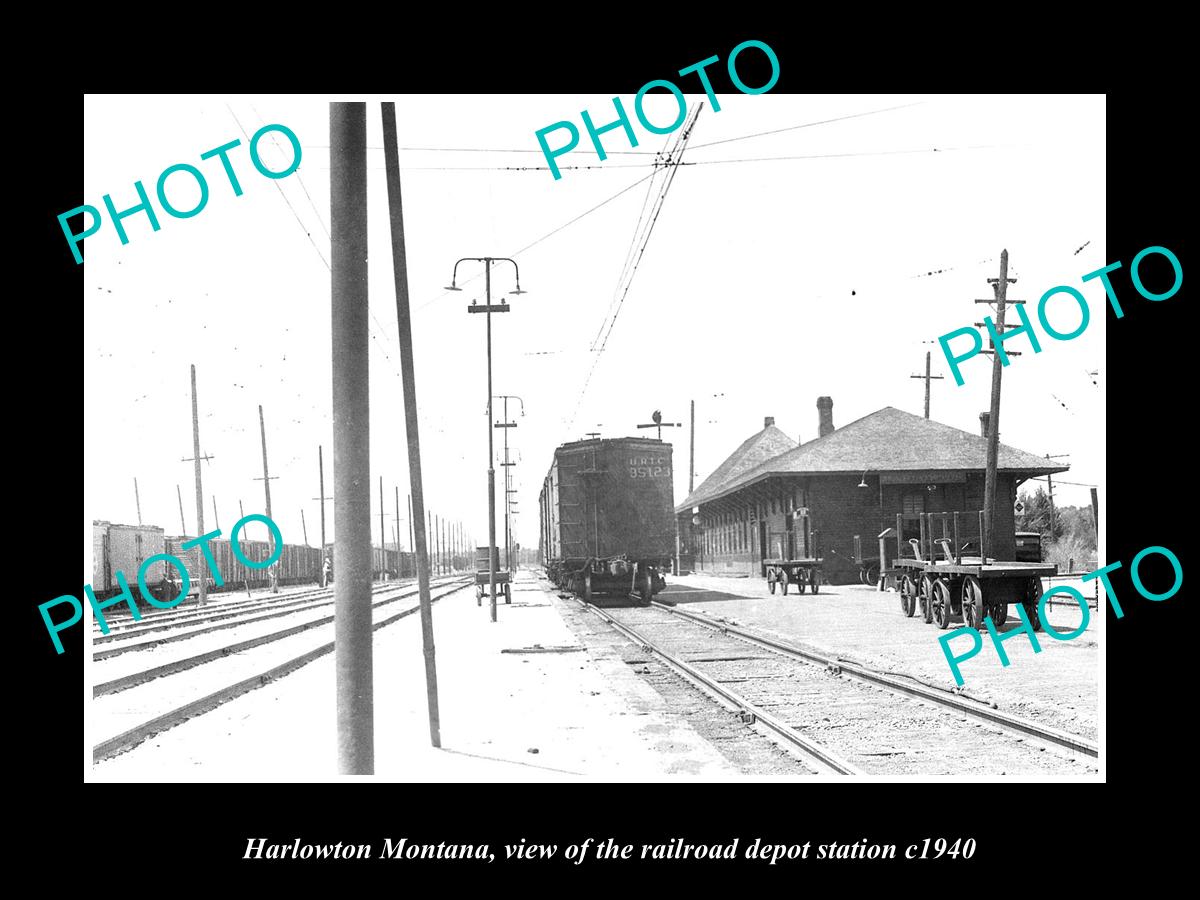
[686,100,924,151]
[414,170,657,313]
[228,103,404,379]
[569,105,702,428]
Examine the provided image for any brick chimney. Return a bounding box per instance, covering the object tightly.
[979,411,990,437]
[817,396,834,437]
[764,416,775,428]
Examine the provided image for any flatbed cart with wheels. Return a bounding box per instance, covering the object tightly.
[474,545,511,606]
[764,558,824,595]
[763,520,824,596]
[892,512,1056,631]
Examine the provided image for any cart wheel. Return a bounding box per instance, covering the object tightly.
[504,583,511,605]
[962,576,985,631]
[583,572,592,604]
[781,570,791,596]
[810,571,820,594]
[767,570,777,595]
[864,563,880,587]
[859,568,868,585]
[639,571,653,607]
[900,575,916,617]
[1024,577,1043,631]
[920,574,935,624]
[932,579,952,629]
[993,601,1008,627]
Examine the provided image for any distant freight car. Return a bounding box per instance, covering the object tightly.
[540,437,675,605]
[92,521,169,600]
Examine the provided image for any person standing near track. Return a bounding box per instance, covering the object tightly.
[321,555,332,588]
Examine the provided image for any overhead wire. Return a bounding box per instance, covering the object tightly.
[568,104,703,428]
[228,102,404,380]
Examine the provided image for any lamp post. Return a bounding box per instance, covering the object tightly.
[446,258,525,623]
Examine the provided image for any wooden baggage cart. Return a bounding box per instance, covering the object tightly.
[892,512,1056,631]
[762,522,823,595]
[475,545,511,605]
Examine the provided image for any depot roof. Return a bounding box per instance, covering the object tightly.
[676,407,1069,513]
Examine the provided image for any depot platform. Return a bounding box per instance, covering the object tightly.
[89,571,739,781]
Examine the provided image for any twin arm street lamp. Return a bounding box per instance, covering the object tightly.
[445,257,525,624]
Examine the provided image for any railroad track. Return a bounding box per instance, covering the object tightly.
[92,576,472,764]
[577,596,1098,776]
[93,576,462,657]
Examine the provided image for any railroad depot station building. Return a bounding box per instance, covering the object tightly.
[675,398,1067,583]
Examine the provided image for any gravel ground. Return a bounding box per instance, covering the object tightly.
[661,572,1098,742]
[554,595,817,776]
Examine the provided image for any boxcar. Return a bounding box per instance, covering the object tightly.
[92,521,167,600]
[540,437,675,605]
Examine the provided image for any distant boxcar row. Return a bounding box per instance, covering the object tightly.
[91,520,429,606]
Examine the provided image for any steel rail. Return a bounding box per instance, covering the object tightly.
[93,577,472,697]
[94,576,444,642]
[577,599,863,776]
[653,601,1098,759]
[92,578,473,764]
[93,576,461,659]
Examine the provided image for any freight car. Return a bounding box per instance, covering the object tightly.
[539,437,675,605]
[92,521,170,601]
[165,535,325,593]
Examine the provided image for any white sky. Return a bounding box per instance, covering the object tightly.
[83,93,1105,558]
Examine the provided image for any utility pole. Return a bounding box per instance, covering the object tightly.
[1043,453,1071,539]
[238,499,251,597]
[394,485,402,577]
[177,484,187,535]
[689,399,695,495]
[313,445,331,560]
[255,405,277,523]
[383,100,441,747]
[379,476,387,581]
[977,250,1019,559]
[254,404,279,591]
[1090,487,1099,536]
[301,508,309,546]
[331,100,374,772]
[212,496,220,532]
[186,364,209,607]
[910,351,945,419]
[134,478,142,525]
[494,394,523,574]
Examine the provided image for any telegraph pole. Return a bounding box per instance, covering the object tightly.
[394,485,402,577]
[177,485,187,535]
[301,508,309,546]
[313,445,331,559]
[212,496,220,532]
[978,250,1018,559]
[383,100,441,747]
[239,499,251,597]
[1043,453,1071,538]
[331,100,374,772]
[255,405,277,522]
[187,364,209,607]
[910,351,945,419]
[689,399,695,494]
[254,404,279,591]
[379,476,387,581]
[494,394,523,573]
[134,478,142,525]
